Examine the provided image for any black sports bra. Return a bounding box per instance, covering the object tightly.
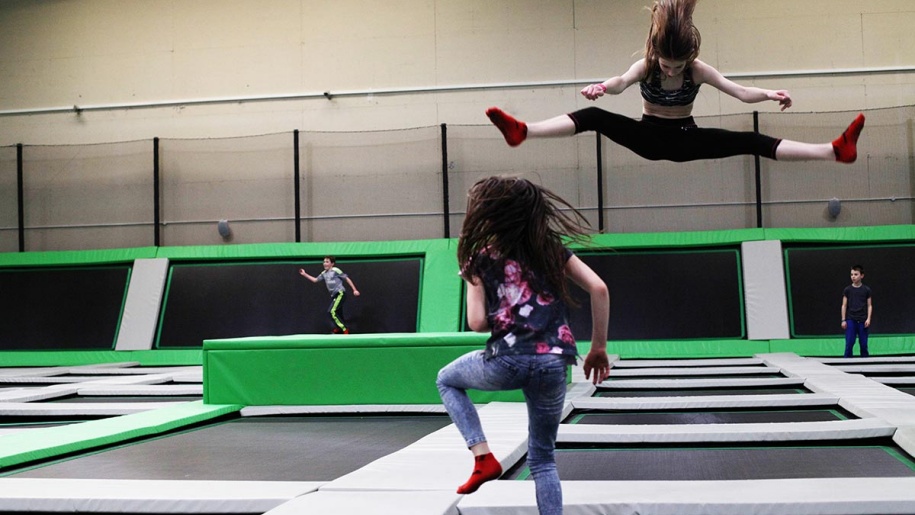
[639,66,701,107]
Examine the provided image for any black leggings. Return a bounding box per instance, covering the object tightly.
[568,107,781,162]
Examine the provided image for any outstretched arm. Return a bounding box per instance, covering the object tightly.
[298,269,319,283]
[691,59,792,110]
[565,255,610,385]
[345,276,360,296]
[581,60,647,100]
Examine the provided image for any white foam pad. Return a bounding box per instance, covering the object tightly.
[611,358,763,368]
[76,384,203,396]
[607,366,781,377]
[457,478,915,515]
[571,393,839,410]
[264,490,460,515]
[241,404,447,416]
[0,478,319,513]
[322,402,534,492]
[0,401,194,416]
[598,377,805,389]
[557,418,895,443]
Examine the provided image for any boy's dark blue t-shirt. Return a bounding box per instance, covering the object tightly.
[844,284,871,322]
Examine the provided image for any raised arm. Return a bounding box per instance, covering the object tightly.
[580,60,647,100]
[298,268,319,283]
[691,59,792,110]
[565,255,610,385]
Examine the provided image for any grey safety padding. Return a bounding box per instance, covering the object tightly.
[742,241,790,340]
[115,258,170,351]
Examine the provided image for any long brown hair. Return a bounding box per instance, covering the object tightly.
[644,0,701,79]
[457,176,589,304]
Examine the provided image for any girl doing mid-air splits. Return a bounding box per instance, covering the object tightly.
[487,0,865,164]
[436,176,611,515]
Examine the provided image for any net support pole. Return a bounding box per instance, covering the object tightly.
[596,133,605,233]
[753,111,763,228]
[153,137,161,246]
[441,123,450,238]
[293,129,301,243]
[16,143,24,252]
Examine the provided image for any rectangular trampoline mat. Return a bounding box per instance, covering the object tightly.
[566,408,850,425]
[594,387,811,397]
[505,444,915,481]
[8,415,450,481]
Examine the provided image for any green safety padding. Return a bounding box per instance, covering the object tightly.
[0,247,158,267]
[764,225,915,243]
[203,332,526,405]
[769,336,915,357]
[154,239,447,260]
[580,228,765,250]
[606,340,772,359]
[154,239,461,333]
[418,239,462,332]
[3,226,914,364]
[0,401,241,470]
[204,331,487,350]
[0,349,202,367]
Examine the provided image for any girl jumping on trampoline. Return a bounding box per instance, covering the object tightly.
[436,176,611,514]
[486,0,865,164]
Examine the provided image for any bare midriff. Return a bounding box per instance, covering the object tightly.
[642,100,694,119]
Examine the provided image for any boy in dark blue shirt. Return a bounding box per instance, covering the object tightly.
[841,265,872,357]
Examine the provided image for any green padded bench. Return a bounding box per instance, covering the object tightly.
[203,332,529,405]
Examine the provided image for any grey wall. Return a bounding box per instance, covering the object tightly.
[1,1,913,251]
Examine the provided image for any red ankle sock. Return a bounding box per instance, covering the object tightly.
[832,113,865,163]
[486,107,528,147]
[457,453,502,494]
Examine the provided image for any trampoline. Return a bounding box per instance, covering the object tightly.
[2,352,915,515]
[566,407,853,425]
[594,387,811,397]
[6,414,451,481]
[504,441,915,481]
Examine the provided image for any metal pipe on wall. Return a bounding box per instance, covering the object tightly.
[1,66,912,117]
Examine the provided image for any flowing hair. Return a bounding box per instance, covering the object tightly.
[644,0,701,79]
[458,176,590,304]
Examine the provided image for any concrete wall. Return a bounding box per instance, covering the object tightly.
[0,0,913,250]
[2,0,912,141]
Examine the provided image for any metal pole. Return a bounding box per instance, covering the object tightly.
[596,133,604,233]
[153,137,161,246]
[294,129,301,243]
[16,143,24,252]
[441,123,450,238]
[752,111,762,228]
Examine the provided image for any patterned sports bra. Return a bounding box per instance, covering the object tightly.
[639,66,701,107]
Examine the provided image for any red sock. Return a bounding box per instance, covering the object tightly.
[832,113,865,163]
[486,107,528,147]
[456,453,502,494]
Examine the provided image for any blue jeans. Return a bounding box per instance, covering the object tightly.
[437,351,568,515]
[844,319,869,357]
